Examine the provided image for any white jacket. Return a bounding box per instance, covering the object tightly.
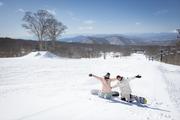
[112,76,136,99]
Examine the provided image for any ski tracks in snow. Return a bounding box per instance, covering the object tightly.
[0,54,180,120]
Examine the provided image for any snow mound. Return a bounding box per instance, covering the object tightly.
[22,51,59,59]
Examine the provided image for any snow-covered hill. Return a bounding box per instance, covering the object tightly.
[22,51,59,59]
[60,35,140,45]
[60,33,176,45]
[0,53,180,120]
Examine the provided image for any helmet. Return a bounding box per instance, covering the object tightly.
[104,72,110,79]
[116,75,123,80]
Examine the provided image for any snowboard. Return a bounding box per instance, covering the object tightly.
[91,89,147,104]
[91,89,119,97]
[115,95,147,104]
[130,95,147,104]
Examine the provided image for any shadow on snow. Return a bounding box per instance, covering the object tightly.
[109,98,170,112]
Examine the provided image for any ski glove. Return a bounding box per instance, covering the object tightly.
[135,75,141,78]
[89,74,93,77]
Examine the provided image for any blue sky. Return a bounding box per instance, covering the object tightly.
[0,0,180,39]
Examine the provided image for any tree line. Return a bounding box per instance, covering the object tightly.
[0,37,131,58]
[1,37,180,65]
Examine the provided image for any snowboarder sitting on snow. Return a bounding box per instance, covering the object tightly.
[111,74,141,102]
[89,73,117,99]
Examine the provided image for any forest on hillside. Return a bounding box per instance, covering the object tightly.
[1,37,180,65]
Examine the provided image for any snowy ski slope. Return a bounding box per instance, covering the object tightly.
[0,52,180,120]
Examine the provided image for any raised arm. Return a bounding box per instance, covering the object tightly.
[89,74,103,81]
[127,75,141,82]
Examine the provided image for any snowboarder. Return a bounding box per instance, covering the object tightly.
[111,74,142,102]
[89,73,117,99]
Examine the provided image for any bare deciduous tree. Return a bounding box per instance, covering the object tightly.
[46,18,67,51]
[22,10,53,51]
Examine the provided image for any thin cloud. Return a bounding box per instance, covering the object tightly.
[72,16,80,21]
[66,10,80,22]
[0,1,3,6]
[83,20,95,24]
[47,9,56,15]
[78,26,93,30]
[154,9,168,15]
[66,10,96,24]
[17,8,25,13]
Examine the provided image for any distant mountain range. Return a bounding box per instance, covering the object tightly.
[60,33,177,46]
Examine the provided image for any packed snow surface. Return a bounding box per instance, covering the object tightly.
[22,51,59,59]
[0,53,180,120]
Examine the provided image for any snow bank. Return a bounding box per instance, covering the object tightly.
[0,53,180,120]
[22,51,59,59]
